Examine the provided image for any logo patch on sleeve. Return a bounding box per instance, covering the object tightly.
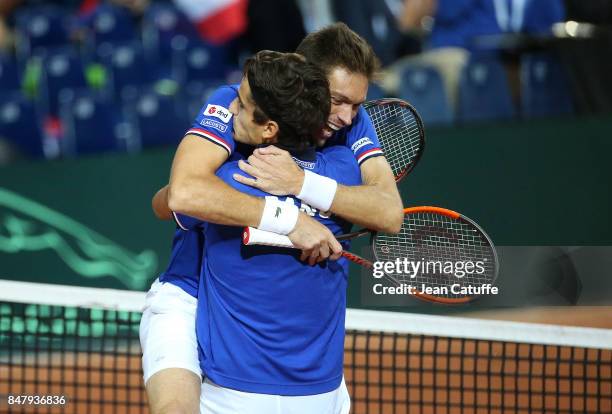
[200,118,229,133]
[351,137,374,153]
[204,104,232,123]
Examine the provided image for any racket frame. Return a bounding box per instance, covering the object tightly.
[371,207,499,304]
[243,206,499,305]
[363,98,426,182]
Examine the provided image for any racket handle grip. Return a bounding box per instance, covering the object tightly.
[243,227,295,248]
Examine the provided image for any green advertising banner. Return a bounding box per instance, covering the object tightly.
[0,149,175,291]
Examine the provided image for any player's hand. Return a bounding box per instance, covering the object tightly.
[233,146,305,196]
[289,214,342,265]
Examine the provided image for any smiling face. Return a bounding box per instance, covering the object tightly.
[318,66,369,146]
[229,77,277,146]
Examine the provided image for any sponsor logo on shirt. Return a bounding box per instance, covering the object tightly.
[292,157,315,170]
[351,137,374,153]
[204,104,232,123]
[200,118,228,133]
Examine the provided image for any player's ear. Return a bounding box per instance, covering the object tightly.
[262,120,279,143]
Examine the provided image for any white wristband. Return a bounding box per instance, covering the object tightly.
[258,197,299,235]
[297,170,338,212]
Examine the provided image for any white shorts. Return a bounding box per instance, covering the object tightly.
[200,378,351,414]
[139,279,201,384]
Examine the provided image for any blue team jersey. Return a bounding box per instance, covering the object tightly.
[175,146,362,395]
[157,229,202,297]
[185,84,239,156]
[161,84,383,299]
[185,84,384,163]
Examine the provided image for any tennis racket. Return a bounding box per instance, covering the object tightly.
[363,98,425,182]
[243,206,498,304]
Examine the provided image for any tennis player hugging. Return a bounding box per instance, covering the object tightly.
[140,23,403,414]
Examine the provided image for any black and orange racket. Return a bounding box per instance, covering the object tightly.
[363,98,425,182]
[243,206,498,304]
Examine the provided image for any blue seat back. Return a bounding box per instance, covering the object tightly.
[40,50,87,116]
[79,4,137,59]
[99,42,152,99]
[0,93,45,157]
[15,6,70,61]
[87,4,136,45]
[142,3,200,67]
[399,65,453,125]
[60,89,133,155]
[457,57,516,122]
[0,55,21,93]
[521,53,574,118]
[171,39,228,85]
[132,90,186,148]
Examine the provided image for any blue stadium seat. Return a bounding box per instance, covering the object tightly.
[457,57,516,123]
[332,0,412,66]
[399,65,453,125]
[39,50,88,116]
[0,93,45,158]
[98,42,152,99]
[80,4,137,53]
[0,55,20,93]
[171,38,228,86]
[59,89,135,155]
[184,81,224,123]
[142,3,200,69]
[521,53,574,118]
[14,6,70,62]
[131,89,187,148]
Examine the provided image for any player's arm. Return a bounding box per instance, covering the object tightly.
[235,146,403,233]
[166,135,264,227]
[164,135,342,262]
[157,85,264,226]
[152,186,172,220]
[332,155,403,232]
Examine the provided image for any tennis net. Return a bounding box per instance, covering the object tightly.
[1,280,610,414]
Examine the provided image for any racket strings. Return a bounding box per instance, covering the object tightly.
[373,212,497,299]
[365,102,423,180]
[369,106,420,170]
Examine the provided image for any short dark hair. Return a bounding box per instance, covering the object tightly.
[243,50,330,152]
[296,22,380,80]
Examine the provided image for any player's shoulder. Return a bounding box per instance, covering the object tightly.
[188,84,238,148]
[356,104,370,119]
[216,153,244,176]
[207,84,239,101]
[320,145,354,160]
[317,146,361,185]
[216,155,269,197]
[340,104,383,166]
[199,84,238,119]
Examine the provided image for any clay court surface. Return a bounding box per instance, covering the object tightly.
[1,306,610,414]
